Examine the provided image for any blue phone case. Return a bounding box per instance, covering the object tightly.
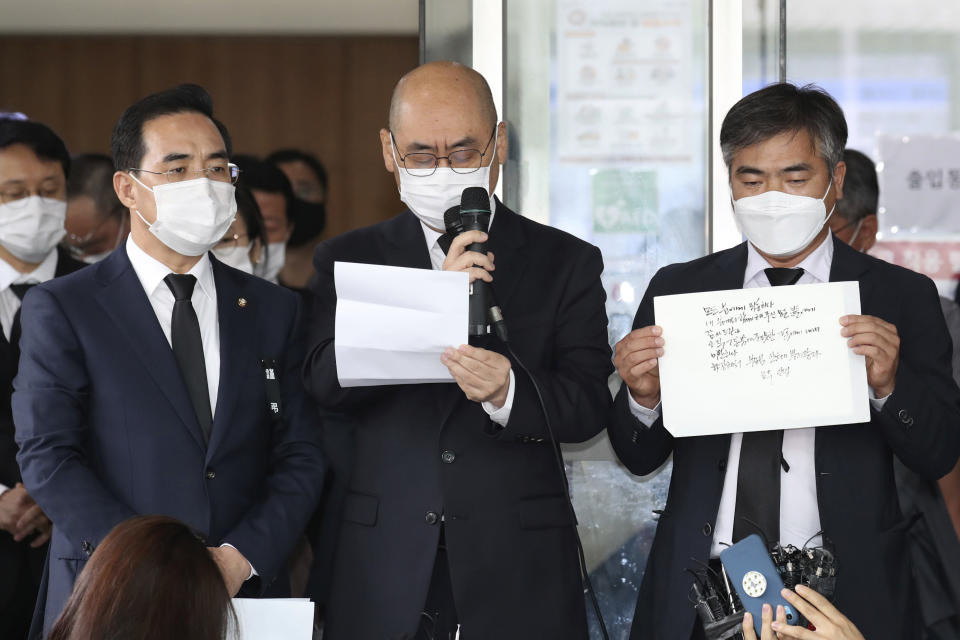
[719,534,799,635]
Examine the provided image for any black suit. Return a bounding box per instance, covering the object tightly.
[303,203,613,639]
[608,236,960,640]
[0,247,85,640]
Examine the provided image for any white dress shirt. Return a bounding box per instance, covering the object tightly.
[125,235,220,415]
[419,199,516,427]
[0,249,59,494]
[628,233,889,555]
[126,236,256,578]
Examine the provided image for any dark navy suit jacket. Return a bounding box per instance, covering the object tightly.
[608,236,960,640]
[13,245,325,636]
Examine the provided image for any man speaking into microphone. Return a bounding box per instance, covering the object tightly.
[303,61,612,639]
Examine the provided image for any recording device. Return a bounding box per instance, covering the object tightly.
[721,535,799,635]
[688,532,838,639]
[442,187,508,341]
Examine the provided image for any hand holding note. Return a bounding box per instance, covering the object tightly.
[614,325,664,409]
[840,314,900,397]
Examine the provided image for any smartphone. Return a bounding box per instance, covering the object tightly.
[720,534,799,635]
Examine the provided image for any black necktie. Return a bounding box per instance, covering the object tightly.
[164,274,212,443]
[9,283,37,349]
[731,267,804,544]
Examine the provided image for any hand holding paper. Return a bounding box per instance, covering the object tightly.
[613,325,664,409]
[840,314,900,397]
[650,282,869,437]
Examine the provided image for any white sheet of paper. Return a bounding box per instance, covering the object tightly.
[335,261,468,387]
[229,598,314,640]
[654,281,869,437]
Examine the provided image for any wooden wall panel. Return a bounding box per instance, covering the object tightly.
[0,35,418,234]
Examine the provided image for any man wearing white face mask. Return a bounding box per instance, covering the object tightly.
[0,116,86,640]
[607,83,960,640]
[303,61,612,639]
[12,85,325,639]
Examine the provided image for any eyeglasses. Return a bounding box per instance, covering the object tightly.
[392,128,496,177]
[128,162,241,185]
[0,186,65,208]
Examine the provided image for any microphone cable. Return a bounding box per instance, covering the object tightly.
[491,295,610,640]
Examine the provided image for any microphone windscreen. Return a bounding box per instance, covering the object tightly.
[443,205,462,234]
[460,186,491,215]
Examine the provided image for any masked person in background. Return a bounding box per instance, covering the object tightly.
[212,185,266,275]
[0,115,86,640]
[303,61,612,640]
[13,84,325,639]
[267,149,327,292]
[233,155,293,284]
[64,153,129,263]
[607,83,960,640]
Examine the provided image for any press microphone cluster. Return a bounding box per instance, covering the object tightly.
[441,186,508,342]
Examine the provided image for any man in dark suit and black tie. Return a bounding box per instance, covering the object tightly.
[13,85,325,638]
[303,61,613,639]
[607,83,960,640]
[0,116,86,640]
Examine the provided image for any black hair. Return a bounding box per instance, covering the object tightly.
[110,84,232,172]
[232,154,293,225]
[67,153,125,222]
[721,83,848,174]
[0,117,71,178]
[834,148,879,224]
[265,149,328,194]
[234,184,267,249]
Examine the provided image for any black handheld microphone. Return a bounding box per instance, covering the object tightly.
[442,188,508,341]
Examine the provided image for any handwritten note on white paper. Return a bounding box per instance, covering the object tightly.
[654,281,869,437]
[335,261,468,387]
[230,598,313,640]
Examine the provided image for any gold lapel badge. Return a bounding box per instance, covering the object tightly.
[237,297,248,308]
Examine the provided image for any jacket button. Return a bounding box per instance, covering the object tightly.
[898,409,911,424]
[702,523,713,537]
[441,450,456,464]
[424,511,439,525]
[206,470,216,480]
[81,540,93,556]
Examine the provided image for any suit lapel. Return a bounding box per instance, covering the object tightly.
[828,235,873,309]
[485,199,528,312]
[94,248,207,451]
[206,259,256,458]
[382,211,433,270]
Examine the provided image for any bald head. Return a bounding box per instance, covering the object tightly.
[388,61,497,133]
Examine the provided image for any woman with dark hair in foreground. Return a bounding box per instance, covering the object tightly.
[47,515,235,640]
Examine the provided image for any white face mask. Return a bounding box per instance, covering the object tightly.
[213,244,254,274]
[0,196,67,263]
[392,129,498,230]
[131,175,237,257]
[257,241,286,282]
[732,181,835,258]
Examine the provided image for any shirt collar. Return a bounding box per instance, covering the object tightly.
[420,196,498,252]
[0,248,60,291]
[744,230,835,285]
[125,235,215,301]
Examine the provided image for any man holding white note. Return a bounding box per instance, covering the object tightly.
[608,83,960,640]
[303,61,612,639]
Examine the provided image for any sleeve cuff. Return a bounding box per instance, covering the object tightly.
[0,483,8,495]
[482,369,515,427]
[220,543,258,580]
[627,392,661,428]
[869,386,891,411]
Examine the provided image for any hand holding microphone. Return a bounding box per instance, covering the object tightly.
[441,229,495,284]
